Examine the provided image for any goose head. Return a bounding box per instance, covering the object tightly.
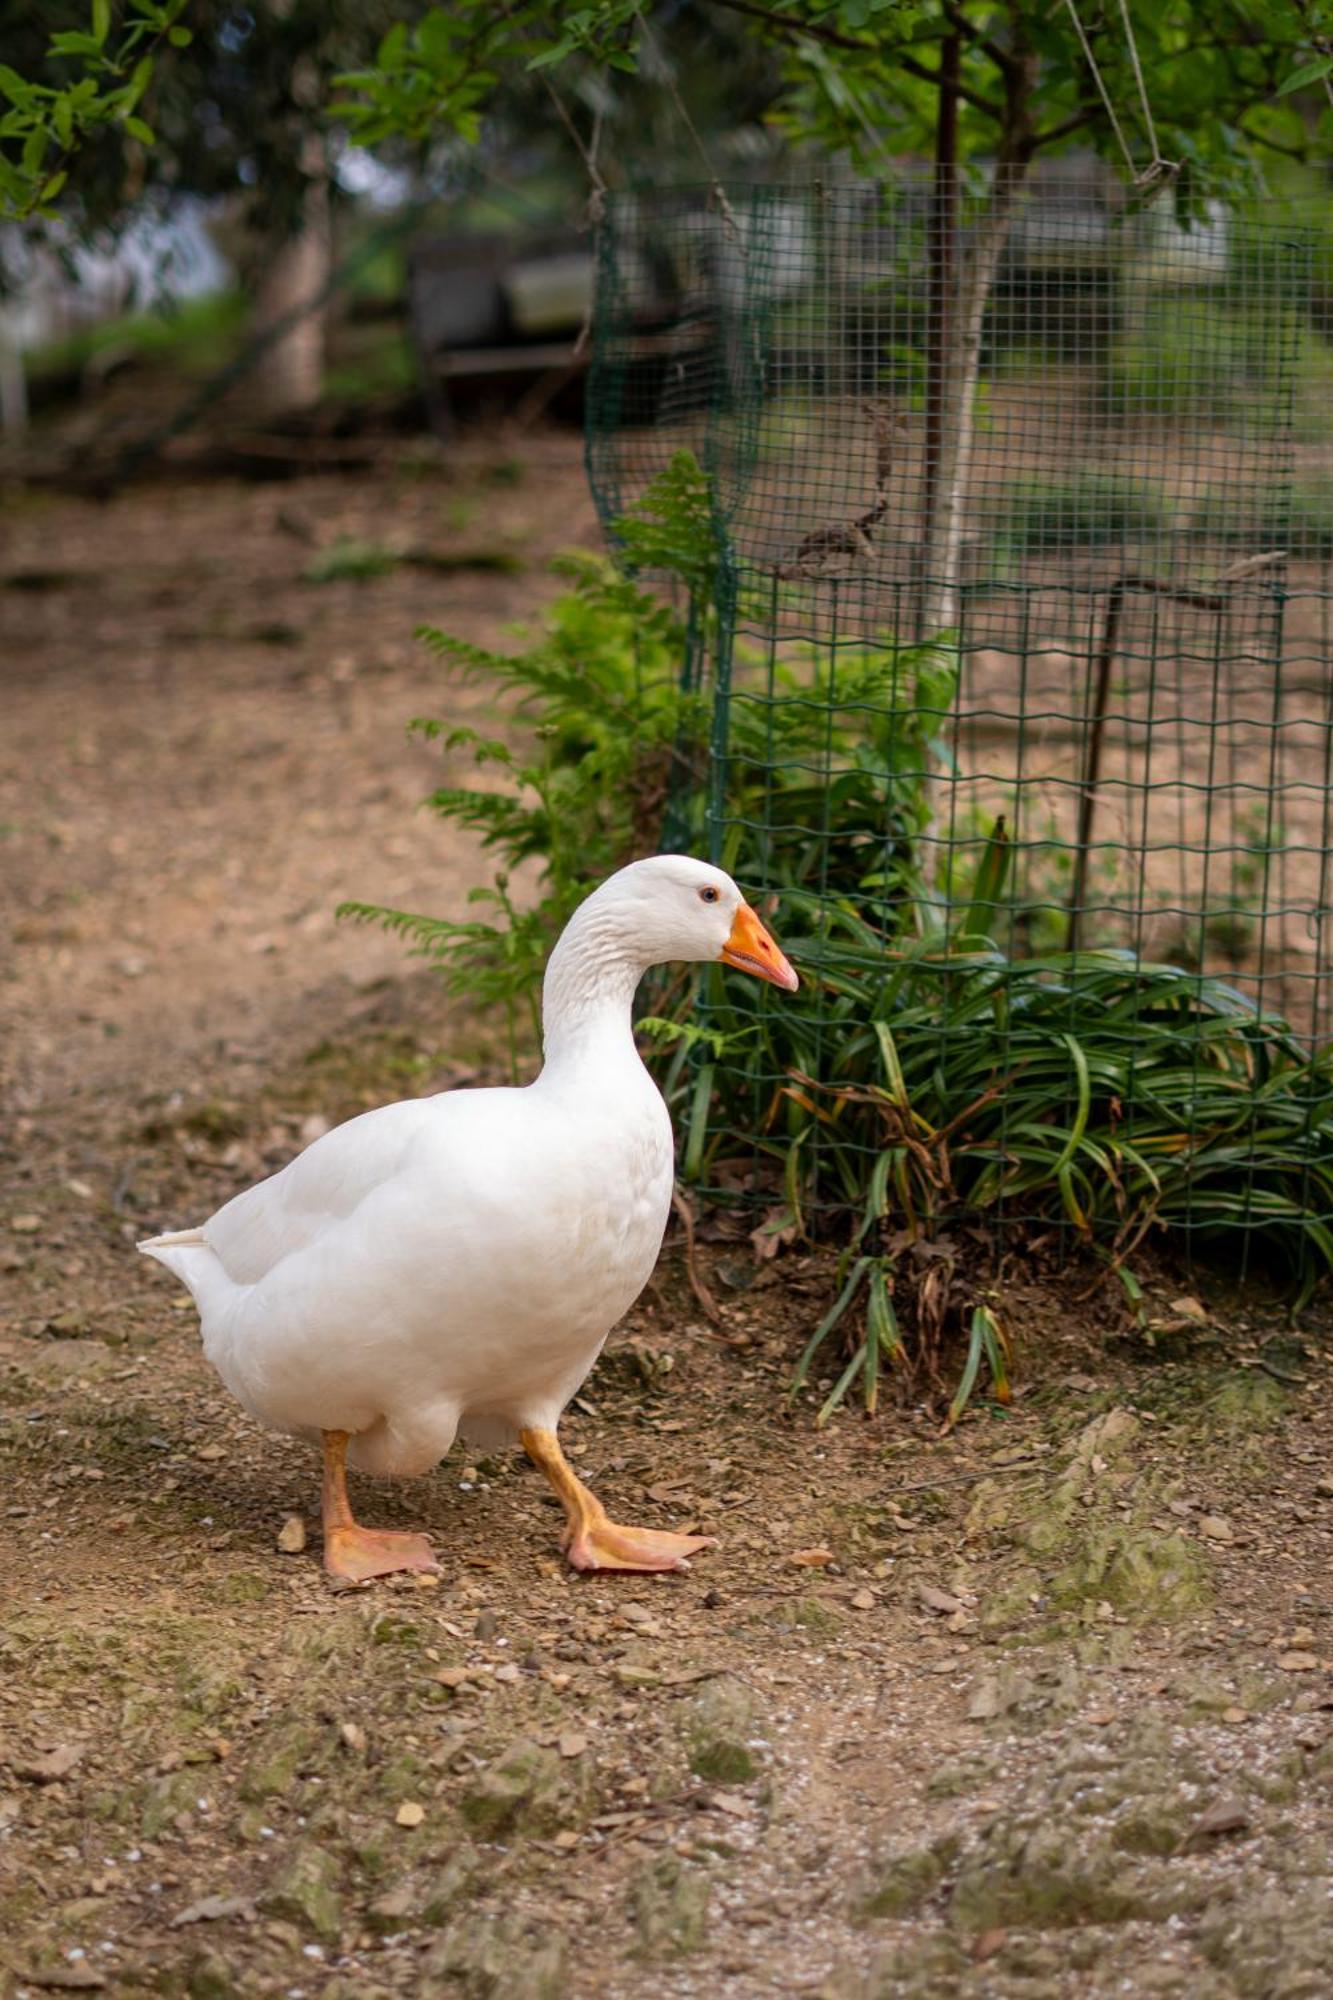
[579,856,799,990]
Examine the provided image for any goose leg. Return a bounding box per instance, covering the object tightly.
[320,1429,441,1583]
[521,1426,716,1574]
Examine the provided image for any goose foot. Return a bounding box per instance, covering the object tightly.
[563,1520,717,1574]
[324,1524,441,1585]
[521,1423,717,1576]
[320,1428,441,1585]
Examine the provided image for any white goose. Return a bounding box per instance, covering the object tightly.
[140,856,797,1583]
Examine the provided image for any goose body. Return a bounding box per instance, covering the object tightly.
[140,855,797,1580]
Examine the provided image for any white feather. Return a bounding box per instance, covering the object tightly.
[139,856,752,1478]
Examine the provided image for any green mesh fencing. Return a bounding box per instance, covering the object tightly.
[585,175,1333,1271]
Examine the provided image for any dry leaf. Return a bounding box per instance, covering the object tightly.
[710,1791,750,1817]
[1183,1796,1250,1848]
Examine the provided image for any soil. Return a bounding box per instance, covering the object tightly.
[3,435,1333,2000]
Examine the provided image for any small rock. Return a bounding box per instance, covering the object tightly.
[1314,1474,1333,1498]
[171,1895,254,1928]
[918,1583,964,1616]
[197,1444,226,1462]
[966,1678,1003,1722]
[276,1514,307,1554]
[850,1589,876,1611]
[257,1841,343,1941]
[426,1915,565,1998]
[434,1667,471,1690]
[187,1953,239,2000]
[9,1213,41,1233]
[459,1740,574,1839]
[1278,1652,1320,1673]
[1198,1515,1235,1543]
[339,1722,366,1754]
[789,1547,835,1568]
[238,1722,321,1801]
[395,1800,426,1828]
[21,1965,106,1991]
[558,1732,588,1759]
[631,1854,710,1960]
[683,1675,765,1785]
[14,1743,82,1784]
[494,1663,521,1684]
[859,1834,958,1918]
[614,1664,661,1688]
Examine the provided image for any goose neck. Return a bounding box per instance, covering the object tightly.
[539,905,645,1069]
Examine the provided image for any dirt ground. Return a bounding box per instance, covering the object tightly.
[3,436,1333,2000]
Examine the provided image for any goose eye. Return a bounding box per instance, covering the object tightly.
[699,886,720,904]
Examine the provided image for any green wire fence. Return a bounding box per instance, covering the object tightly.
[585,174,1333,1295]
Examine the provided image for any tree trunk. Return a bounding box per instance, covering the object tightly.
[249,174,331,419]
[919,159,1029,636]
[919,30,1039,637]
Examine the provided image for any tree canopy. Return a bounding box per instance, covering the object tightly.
[6,1,1333,233]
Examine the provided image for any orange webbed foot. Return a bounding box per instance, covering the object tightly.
[324,1525,441,1585]
[563,1521,717,1574]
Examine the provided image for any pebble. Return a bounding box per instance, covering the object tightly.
[394,1801,425,1828]
[276,1514,307,1554]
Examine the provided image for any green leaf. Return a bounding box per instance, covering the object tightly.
[124,116,154,144]
[527,39,575,70]
[0,64,35,106]
[167,26,192,47]
[92,0,111,46]
[1276,55,1333,97]
[49,31,106,58]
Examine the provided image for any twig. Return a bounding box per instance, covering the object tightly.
[670,1187,723,1325]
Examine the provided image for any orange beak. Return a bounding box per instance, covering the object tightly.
[720,902,799,992]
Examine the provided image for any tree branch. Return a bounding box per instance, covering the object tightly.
[897,52,1002,119]
[705,0,875,54]
[940,0,1017,77]
[1030,108,1096,150]
[704,0,1002,114]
